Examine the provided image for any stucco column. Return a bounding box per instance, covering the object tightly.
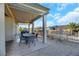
[28,24,30,32]
[42,15,47,43]
[78,31,79,36]
[32,22,34,33]
[0,4,5,56]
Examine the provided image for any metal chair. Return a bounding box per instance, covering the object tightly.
[26,36,36,47]
[19,31,36,47]
[19,31,29,46]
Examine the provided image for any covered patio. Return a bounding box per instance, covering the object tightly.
[5,3,49,42]
[5,3,49,55]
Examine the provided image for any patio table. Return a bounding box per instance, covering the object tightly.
[22,33,36,46]
[23,33,35,37]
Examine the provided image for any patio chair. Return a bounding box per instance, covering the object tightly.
[27,36,36,47]
[36,33,38,41]
[19,31,29,46]
[19,31,36,47]
[32,32,38,41]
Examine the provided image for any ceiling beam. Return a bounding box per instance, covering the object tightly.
[30,15,41,23]
[20,4,47,13]
[6,4,15,20]
[8,3,49,15]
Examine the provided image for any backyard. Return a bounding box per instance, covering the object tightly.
[0,3,79,56]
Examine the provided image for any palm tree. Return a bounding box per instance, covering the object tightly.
[67,22,77,35]
[76,23,79,30]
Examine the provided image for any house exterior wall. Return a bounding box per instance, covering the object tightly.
[5,16,16,41]
[0,4,5,56]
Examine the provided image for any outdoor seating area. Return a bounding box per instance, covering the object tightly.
[19,29,37,47]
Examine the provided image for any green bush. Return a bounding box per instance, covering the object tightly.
[19,27,24,32]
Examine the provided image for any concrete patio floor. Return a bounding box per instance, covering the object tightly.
[6,37,49,56]
[6,38,79,56]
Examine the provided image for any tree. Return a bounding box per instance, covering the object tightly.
[67,22,77,35]
[76,23,79,31]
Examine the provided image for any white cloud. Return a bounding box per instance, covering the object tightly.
[57,7,79,25]
[47,21,54,27]
[53,13,61,20]
[47,14,54,18]
[47,13,62,26]
[74,7,79,12]
[34,19,42,28]
[57,3,70,11]
[47,13,61,20]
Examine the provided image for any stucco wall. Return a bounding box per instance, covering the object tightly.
[5,16,16,41]
[0,4,5,56]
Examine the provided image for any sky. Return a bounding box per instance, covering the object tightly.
[34,3,79,27]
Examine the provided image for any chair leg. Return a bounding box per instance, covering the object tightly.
[28,42,30,48]
[33,39,36,46]
[36,38,38,41]
[19,42,20,46]
[34,41,36,46]
[19,39,21,46]
[27,40,31,47]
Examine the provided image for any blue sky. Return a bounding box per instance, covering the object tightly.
[34,3,79,27]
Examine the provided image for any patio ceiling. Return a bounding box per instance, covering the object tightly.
[5,3,49,23]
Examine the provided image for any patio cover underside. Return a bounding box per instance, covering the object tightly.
[5,4,49,23]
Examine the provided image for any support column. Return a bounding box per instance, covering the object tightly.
[0,4,5,56]
[78,31,79,36]
[32,22,34,33]
[28,23,30,32]
[42,15,47,43]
